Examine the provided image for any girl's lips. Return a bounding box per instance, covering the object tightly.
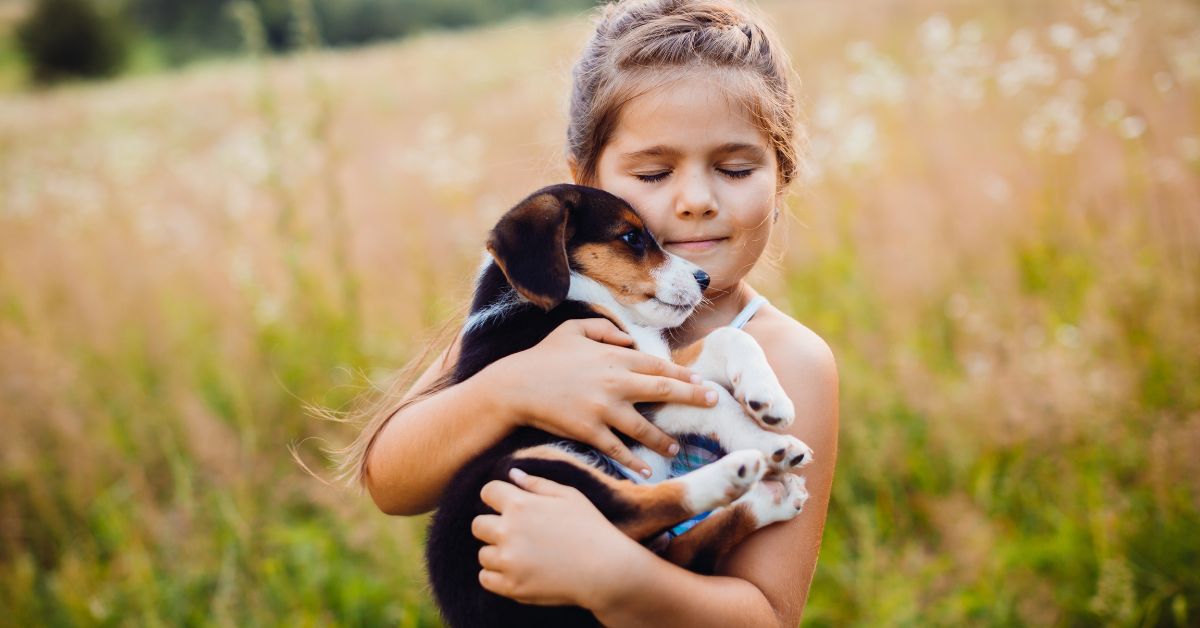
[665,238,726,252]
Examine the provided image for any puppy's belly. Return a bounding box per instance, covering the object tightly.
[630,446,673,482]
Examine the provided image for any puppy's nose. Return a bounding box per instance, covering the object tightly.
[693,270,710,292]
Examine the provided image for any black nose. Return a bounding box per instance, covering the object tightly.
[693,270,710,292]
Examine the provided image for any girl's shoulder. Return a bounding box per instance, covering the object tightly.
[743,303,837,380]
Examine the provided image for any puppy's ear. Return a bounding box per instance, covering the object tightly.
[486,189,577,310]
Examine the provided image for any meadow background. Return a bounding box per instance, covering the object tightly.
[2,0,1198,625]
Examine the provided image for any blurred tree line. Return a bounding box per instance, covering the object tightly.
[15,0,600,83]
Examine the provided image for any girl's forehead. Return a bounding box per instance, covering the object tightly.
[609,72,770,154]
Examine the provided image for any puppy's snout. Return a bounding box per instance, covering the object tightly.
[693,270,710,292]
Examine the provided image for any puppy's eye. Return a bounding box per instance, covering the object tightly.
[620,230,646,253]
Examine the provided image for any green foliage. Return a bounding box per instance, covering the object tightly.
[15,0,130,83]
[125,0,601,66]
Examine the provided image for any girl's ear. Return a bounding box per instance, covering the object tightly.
[486,189,576,310]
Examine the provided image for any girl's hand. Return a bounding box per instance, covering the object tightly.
[482,318,717,477]
[472,468,644,608]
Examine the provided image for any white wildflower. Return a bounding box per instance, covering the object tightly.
[982,174,1012,203]
[1094,31,1122,58]
[813,96,844,129]
[1070,42,1098,74]
[1049,23,1079,49]
[1118,116,1146,139]
[846,40,874,64]
[1008,29,1035,56]
[1082,1,1109,28]
[839,115,879,168]
[997,48,1057,97]
[1100,100,1126,124]
[1055,324,1080,349]
[1023,86,1086,154]
[959,21,984,45]
[920,14,955,53]
[255,295,283,326]
[1169,35,1200,84]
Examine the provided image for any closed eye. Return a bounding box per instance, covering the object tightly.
[634,171,670,183]
[719,168,755,179]
[633,168,757,183]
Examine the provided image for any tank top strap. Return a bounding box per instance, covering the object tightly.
[729,295,769,329]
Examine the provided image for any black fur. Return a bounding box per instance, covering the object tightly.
[424,185,691,627]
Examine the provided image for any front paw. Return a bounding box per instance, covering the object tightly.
[756,433,813,473]
[729,366,795,429]
[736,473,809,526]
[680,450,767,512]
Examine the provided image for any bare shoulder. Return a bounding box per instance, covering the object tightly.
[745,305,838,393]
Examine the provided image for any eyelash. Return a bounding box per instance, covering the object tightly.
[634,168,755,183]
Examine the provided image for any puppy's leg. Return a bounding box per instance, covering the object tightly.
[508,446,766,541]
[663,474,809,573]
[673,327,795,429]
[653,387,813,473]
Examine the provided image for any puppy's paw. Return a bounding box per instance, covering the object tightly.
[757,433,814,473]
[680,449,766,512]
[730,365,795,429]
[737,473,809,527]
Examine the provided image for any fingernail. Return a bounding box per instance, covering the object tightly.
[705,390,718,405]
[668,443,680,455]
[509,468,528,482]
[690,373,702,384]
[641,467,653,479]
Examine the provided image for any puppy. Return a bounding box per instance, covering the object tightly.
[423,184,813,627]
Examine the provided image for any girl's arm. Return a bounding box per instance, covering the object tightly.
[363,318,717,516]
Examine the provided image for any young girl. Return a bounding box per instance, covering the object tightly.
[344,1,838,624]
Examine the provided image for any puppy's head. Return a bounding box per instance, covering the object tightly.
[487,184,707,328]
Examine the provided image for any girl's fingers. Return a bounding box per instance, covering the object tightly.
[608,407,678,458]
[479,479,525,513]
[478,544,505,571]
[626,351,698,384]
[572,318,635,347]
[508,468,575,498]
[479,569,511,597]
[471,514,505,544]
[629,373,718,408]
[588,427,651,479]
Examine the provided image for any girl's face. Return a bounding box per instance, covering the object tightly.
[591,73,780,294]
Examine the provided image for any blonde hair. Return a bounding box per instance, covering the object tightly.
[568,0,801,190]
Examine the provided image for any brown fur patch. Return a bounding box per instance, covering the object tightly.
[619,208,645,231]
[662,503,760,570]
[510,445,696,542]
[671,338,707,367]
[571,242,660,307]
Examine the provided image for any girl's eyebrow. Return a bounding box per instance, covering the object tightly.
[621,143,766,160]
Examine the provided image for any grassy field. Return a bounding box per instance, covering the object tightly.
[2,0,1198,625]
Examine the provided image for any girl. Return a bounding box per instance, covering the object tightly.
[342,1,838,625]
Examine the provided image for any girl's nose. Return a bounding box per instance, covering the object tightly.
[675,169,718,219]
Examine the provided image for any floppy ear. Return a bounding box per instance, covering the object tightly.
[486,190,575,310]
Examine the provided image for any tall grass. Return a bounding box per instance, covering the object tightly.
[1,0,1197,624]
